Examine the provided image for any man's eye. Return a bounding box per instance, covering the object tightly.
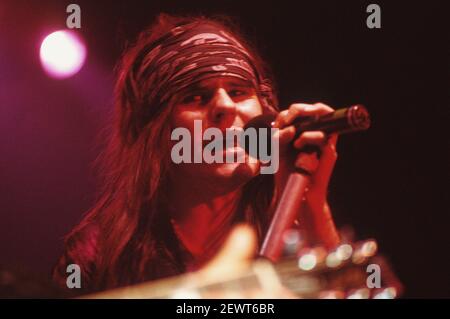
[181,94,204,104]
[229,89,243,97]
[229,89,249,98]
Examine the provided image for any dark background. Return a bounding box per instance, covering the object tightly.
[0,0,448,298]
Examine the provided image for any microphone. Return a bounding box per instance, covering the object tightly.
[248,105,371,262]
[244,104,370,139]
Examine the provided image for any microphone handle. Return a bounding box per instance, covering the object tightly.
[291,104,370,135]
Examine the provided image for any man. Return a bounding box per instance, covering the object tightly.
[53,14,340,295]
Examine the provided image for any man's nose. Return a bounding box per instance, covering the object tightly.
[209,88,236,123]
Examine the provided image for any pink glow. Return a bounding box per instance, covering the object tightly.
[39,30,87,79]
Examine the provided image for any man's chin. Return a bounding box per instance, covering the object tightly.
[213,162,260,182]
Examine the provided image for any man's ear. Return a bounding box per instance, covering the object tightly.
[258,81,278,114]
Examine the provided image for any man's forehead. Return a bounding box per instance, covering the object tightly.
[189,77,253,90]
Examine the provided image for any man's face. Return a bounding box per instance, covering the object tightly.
[169,76,263,190]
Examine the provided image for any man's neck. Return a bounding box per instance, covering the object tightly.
[168,181,242,265]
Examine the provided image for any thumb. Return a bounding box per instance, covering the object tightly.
[201,224,257,278]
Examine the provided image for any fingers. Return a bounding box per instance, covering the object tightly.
[293,131,326,149]
[273,103,334,148]
[273,103,334,129]
[292,131,327,174]
[273,109,289,128]
[293,133,338,181]
[295,153,320,174]
[273,102,338,188]
[310,133,338,190]
[198,225,296,298]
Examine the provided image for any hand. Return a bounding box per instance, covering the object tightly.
[84,225,294,299]
[273,103,340,248]
[198,224,294,298]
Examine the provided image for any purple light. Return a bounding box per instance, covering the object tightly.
[39,30,87,79]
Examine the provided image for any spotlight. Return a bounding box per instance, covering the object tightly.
[39,30,87,79]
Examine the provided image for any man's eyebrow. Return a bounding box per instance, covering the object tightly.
[177,83,205,96]
[227,79,253,87]
[185,82,211,92]
[178,78,254,95]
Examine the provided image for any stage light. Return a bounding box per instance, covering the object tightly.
[39,30,86,79]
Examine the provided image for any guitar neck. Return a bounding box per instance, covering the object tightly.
[84,259,282,299]
[83,240,402,299]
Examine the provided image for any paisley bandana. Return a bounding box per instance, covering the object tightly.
[134,22,276,112]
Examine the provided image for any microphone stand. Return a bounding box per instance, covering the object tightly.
[260,170,311,262]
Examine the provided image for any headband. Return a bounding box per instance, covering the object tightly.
[134,22,276,112]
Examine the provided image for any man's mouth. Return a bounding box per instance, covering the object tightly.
[205,138,243,156]
[202,127,245,154]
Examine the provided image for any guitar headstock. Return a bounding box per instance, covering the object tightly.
[272,239,403,298]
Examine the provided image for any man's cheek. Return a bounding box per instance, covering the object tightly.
[241,98,263,117]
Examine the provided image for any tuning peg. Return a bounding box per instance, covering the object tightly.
[318,290,346,299]
[296,247,327,271]
[352,240,378,264]
[281,228,305,257]
[372,287,398,299]
[346,288,370,299]
[325,243,353,268]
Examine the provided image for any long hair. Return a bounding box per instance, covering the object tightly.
[53,13,279,294]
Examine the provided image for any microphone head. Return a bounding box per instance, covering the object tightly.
[243,113,277,131]
[240,105,370,158]
[348,105,371,131]
[241,113,277,159]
